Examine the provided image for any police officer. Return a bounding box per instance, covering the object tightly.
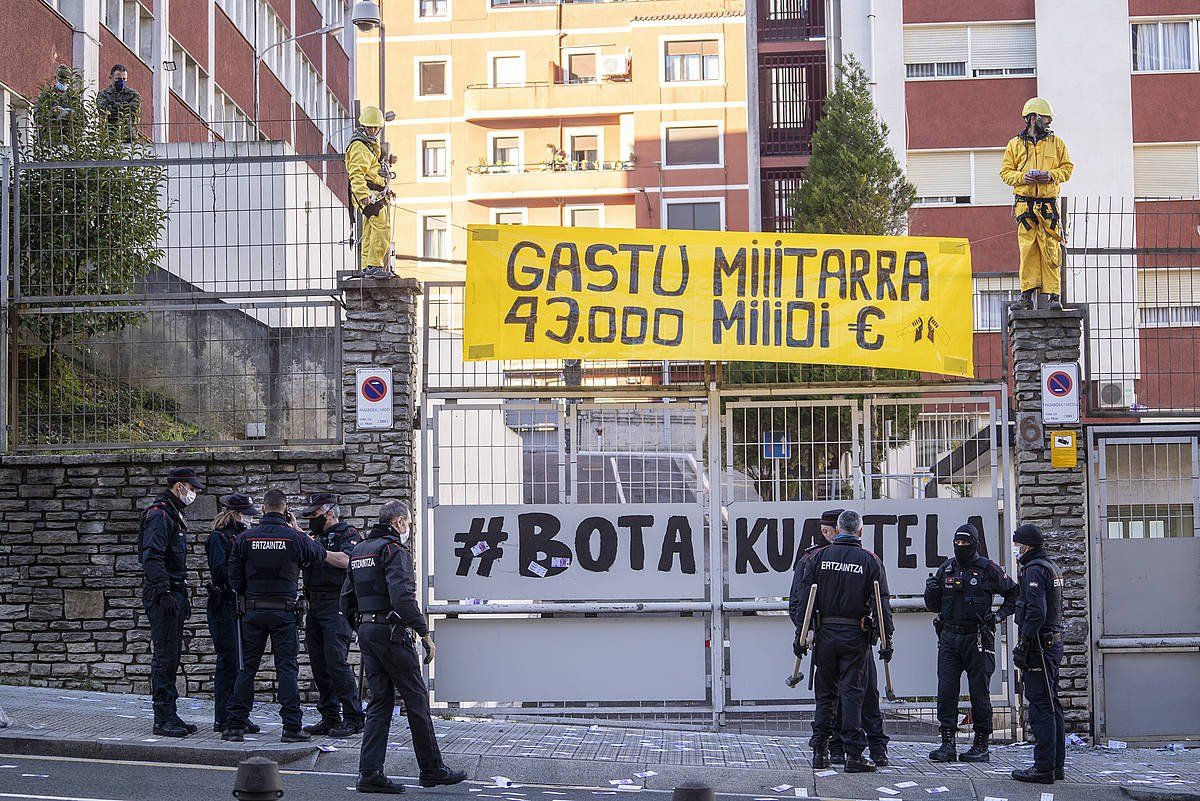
[96,63,141,140]
[204,493,261,735]
[794,510,893,773]
[1010,524,1066,784]
[223,489,339,743]
[138,467,204,738]
[924,523,1018,763]
[299,492,365,738]
[341,501,466,793]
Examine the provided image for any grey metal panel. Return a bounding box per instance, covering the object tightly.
[727,612,1003,702]
[1103,652,1200,738]
[1100,538,1200,636]
[433,616,709,703]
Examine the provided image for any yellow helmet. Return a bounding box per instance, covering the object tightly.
[1022,97,1053,118]
[358,105,385,127]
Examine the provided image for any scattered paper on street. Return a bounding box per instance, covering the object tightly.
[491,776,514,787]
[770,785,792,793]
[1040,794,1054,801]
[1107,740,1127,749]
[815,769,837,777]
[877,788,900,795]
[633,771,656,779]
[317,744,337,753]
[926,787,949,794]
[895,782,917,788]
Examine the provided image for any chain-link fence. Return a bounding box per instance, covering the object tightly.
[5,116,353,451]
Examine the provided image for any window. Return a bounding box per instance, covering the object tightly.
[421,139,448,178]
[1138,268,1200,326]
[422,215,449,260]
[491,135,521,170]
[419,0,448,17]
[904,23,1036,80]
[322,0,346,26]
[569,133,599,166]
[907,151,971,205]
[665,200,722,231]
[664,39,720,82]
[100,0,155,66]
[567,206,602,227]
[1141,306,1200,327]
[0,82,27,149]
[1132,20,1197,72]
[664,125,720,167]
[419,60,447,97]
[1134,144,1200,199]
[973,281,1021,331]
[566,52,597,83]
[1103,442,1196,539]
[493,209,526,225]
[169,40,211,118]
[491,54,525,87]
[213,86,254,141]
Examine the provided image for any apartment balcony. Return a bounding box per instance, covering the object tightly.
[464,81,635,121]
[465,160,637,200]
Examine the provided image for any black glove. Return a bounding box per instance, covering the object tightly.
[792,632,806,658]
[925,574,940,591]
[1013,638,1038,671]
[982,612,998,628]
[878,645,894,663]
[156,592,179,617]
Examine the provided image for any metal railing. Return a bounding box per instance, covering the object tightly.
[5,117,349,451]
[758,53,827,157]
[757,0,825,41]
[466,159,634,175]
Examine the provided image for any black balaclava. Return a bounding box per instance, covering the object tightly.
[953,522,979,565]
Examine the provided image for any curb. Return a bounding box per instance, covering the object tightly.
[1123,788,1200,801]
[0,733,318,768]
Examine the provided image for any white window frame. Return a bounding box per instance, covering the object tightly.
[416,134,451,182]
[564,204,605,228]
[907,148,1016,208]
[660,120,724,170]
[564,126,604,168]
[904,21,1038,82]
[99,0,156,68]
[488,51,527,88]
[415,0,451,21]
[414,56,452,100]
[661,197,726,231]
[419,210,452,261]
[972,274,1021,332]
[1130,18,1200,74]
[560,46,601,84]
[491,207,529,224]
[659,34,724,87]
[487,130,525,173]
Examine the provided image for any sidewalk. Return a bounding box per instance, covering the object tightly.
[1,685,1196,800]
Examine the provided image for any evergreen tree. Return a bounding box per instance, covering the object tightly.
[790,55,915,236]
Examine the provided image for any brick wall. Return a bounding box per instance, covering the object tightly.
[0,279,420,701]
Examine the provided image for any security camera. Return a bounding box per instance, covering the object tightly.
[351,0,382,31]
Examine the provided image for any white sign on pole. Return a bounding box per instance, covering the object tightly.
[355,368,393,430]
[1040,362,1081,424]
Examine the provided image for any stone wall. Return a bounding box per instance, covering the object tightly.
[0,279,421,702]
[1008,308,1091,732]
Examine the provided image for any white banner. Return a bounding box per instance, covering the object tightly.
[433,504,707,601]
[727,498,1002,598]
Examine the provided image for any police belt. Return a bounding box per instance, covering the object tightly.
[941,620,987,634]
[821,615,867,627]
[360,612,398,624]
[304,590,342,601]
[245,598,300,612]
[1039,631,1064,646]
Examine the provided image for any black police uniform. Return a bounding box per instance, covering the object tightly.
[924,548,1018,742]
[303,520,364,729]
[226,512,326,734]
[341,523,447,778]
[795,532,893,766]
[138,491,191,729]
[1015,547,1065,777]
[205,518,245,730]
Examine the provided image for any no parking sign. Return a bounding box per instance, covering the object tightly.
[356,368,393,430]
[1041,362,1080,424]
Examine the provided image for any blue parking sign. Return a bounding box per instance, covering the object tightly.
[762,431,792,460]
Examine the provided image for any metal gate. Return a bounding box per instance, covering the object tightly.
[420,282,1017,728]
[1089,427,1200,742]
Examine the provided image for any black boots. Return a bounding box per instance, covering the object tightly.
[1012,767,1055,784]
[960,731,990,763]
[929,727,957,762]
[1012,289,1036,311]
[828,742,846,765]
[812,747,830,770]
[152,721,190,738]
[303,718,341,736]
[870,747,889,768]
[356,772,407,794]
[281,729,311,743]
[419,767,468,788]
[1046,293,1063,310]
[329,720,366,738]
[844,754,877,773]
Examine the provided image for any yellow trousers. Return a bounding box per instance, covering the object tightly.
[1014,198,1063,295]
[359,206,391,270]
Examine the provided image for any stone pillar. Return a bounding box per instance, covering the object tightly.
[338,278,422,525]
[1008,308,1090,733]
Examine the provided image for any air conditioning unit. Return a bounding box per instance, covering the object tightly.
[598,54,630,79]
[1097,380,1137,410]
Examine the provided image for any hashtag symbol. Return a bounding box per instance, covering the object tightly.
[454,516,508,577]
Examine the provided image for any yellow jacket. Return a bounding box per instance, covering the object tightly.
[1000,132,1074,199]
[345,133,386,206]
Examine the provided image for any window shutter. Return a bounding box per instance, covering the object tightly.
[969,23,1037,71]
[568,53,596,79]
[1134,145,1200,199]
[421,61,446,95]
[971,150,1013,205]
[665,126,720,165]
[666,40,719,56]
[570,208,602,227]
[906,151,971,198]
[572,135,599,151]
[903,26,968,64]
[1138,268,1200,307]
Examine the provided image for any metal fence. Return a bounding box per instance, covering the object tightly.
[4,116,352,451]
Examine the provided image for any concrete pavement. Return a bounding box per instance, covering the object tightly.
[1,685,1197,799]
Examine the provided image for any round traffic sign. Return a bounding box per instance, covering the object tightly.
[361,375,389,403]
[1046,370,1073,397]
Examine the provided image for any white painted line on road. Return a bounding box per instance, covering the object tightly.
[0,793,133,801]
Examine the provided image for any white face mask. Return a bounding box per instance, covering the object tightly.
[180,487,197,506]
[395,520,411,545]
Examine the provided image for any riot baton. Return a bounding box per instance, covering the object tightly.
[873,580,896,702]
[235,595,245,673]
[786,584,818,689]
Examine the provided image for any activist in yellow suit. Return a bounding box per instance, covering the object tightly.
[346,106,394,278]
[1000,97,1074,311]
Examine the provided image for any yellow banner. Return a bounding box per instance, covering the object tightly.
[464,225,973,377]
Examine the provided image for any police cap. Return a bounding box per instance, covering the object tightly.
[299,492,338,517]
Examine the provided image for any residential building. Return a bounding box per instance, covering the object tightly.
[1,0,355,151]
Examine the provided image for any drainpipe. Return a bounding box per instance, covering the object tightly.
[825,0,842,91]
[867,0,877,99]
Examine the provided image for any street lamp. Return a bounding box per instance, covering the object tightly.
[252,0,384,138]
[349,0,386,113]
